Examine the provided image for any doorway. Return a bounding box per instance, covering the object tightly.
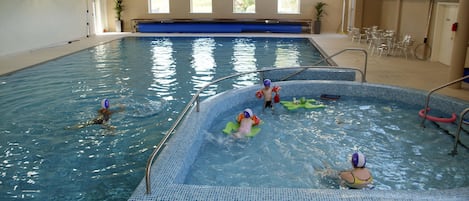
[91,0,108,33]
[431,2,458,65]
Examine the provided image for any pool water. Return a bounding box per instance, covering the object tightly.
[186,96,469,190]
[0,37,324,200]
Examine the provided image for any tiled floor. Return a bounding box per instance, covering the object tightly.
[1,32,468,101]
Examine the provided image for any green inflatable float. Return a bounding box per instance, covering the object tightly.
[222,121,261,137]
[280,97,325,110]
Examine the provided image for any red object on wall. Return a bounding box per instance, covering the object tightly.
[452,22,458,32]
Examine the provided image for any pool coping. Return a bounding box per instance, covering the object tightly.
[129,80,469,201]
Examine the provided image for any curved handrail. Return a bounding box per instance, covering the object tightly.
[280,48,368,82]
[194,66,365,112]
[420,75,469,127]
[144,50,369,194]
[449,108,469,156]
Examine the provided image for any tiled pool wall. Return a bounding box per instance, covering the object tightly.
[129,80,469,201]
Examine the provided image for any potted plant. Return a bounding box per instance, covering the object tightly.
[114,0,124,32]
[313,1,327,34]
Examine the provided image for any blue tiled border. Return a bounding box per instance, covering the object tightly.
[129,80,469,201]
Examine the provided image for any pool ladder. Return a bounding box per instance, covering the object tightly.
[450,108,469,156]
[143,48,369,195]
[419,75,469,156]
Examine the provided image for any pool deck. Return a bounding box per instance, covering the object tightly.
[1,32,468,102]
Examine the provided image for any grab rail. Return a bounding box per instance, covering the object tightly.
[280,48,368,82]
[449,108,469,156]
[144,52,369,194]
[420,75,469,127]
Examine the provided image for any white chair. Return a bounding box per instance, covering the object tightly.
[368,31,384,55]
[377,31,396,56]
[364,29,373,44]
[393,35,414,59]
[350,28,364,43]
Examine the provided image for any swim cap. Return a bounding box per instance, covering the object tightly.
[243,108,253,118]
[101,99,110,109]
[352,152,366,168]
[263,79,271,87]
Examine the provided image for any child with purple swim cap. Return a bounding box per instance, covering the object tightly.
[255,79,281,111]
[66,98,124,130]
[339,152,373,189]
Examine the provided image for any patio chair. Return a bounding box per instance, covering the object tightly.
[393,35,414,59]
[351,28,364,43]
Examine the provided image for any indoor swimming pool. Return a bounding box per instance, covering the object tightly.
[0,37,325,201]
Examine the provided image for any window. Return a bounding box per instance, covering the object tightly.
[278,0,300,14]
[149,0,170,13]
[233,0,255,13]
[191,0,212,13]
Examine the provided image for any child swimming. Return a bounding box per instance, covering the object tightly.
[339,152,373,189]
[66,99,124,130]
[256,79,280,111]
[232,108,261,138]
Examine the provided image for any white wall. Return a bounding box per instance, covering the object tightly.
[0,0,89,56]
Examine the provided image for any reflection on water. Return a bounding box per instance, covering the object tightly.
[232,38,257,88]
[150,38,176,101]
[192,38,217,96]
[275,42,300,67]
[145,37,315,97]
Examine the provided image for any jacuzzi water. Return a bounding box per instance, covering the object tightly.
[0,37,325,200]
[186,97,469,190]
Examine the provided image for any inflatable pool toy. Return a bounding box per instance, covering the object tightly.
[320,94,341,100]
[280,97,325,110]
[418,108,457,123]
[222,109,262,137]
[223,122,261,137]
[274,93,280,103]
[256,86,281,97]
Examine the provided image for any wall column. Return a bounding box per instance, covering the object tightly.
[448,0,469,88]
[395,0,401,35]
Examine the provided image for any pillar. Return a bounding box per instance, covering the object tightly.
[448,0,469,88]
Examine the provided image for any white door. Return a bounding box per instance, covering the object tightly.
[434,4,458,65]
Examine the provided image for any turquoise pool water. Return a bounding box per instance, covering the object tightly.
[0,37,325,200]
[129,80,469,201]
[186,96,469,190]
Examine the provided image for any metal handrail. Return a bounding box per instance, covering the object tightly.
[144,49,370,194]
[420,75,469,127]
[280,48,368,82]
[450,108,469,156]
[195,66,366,112]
